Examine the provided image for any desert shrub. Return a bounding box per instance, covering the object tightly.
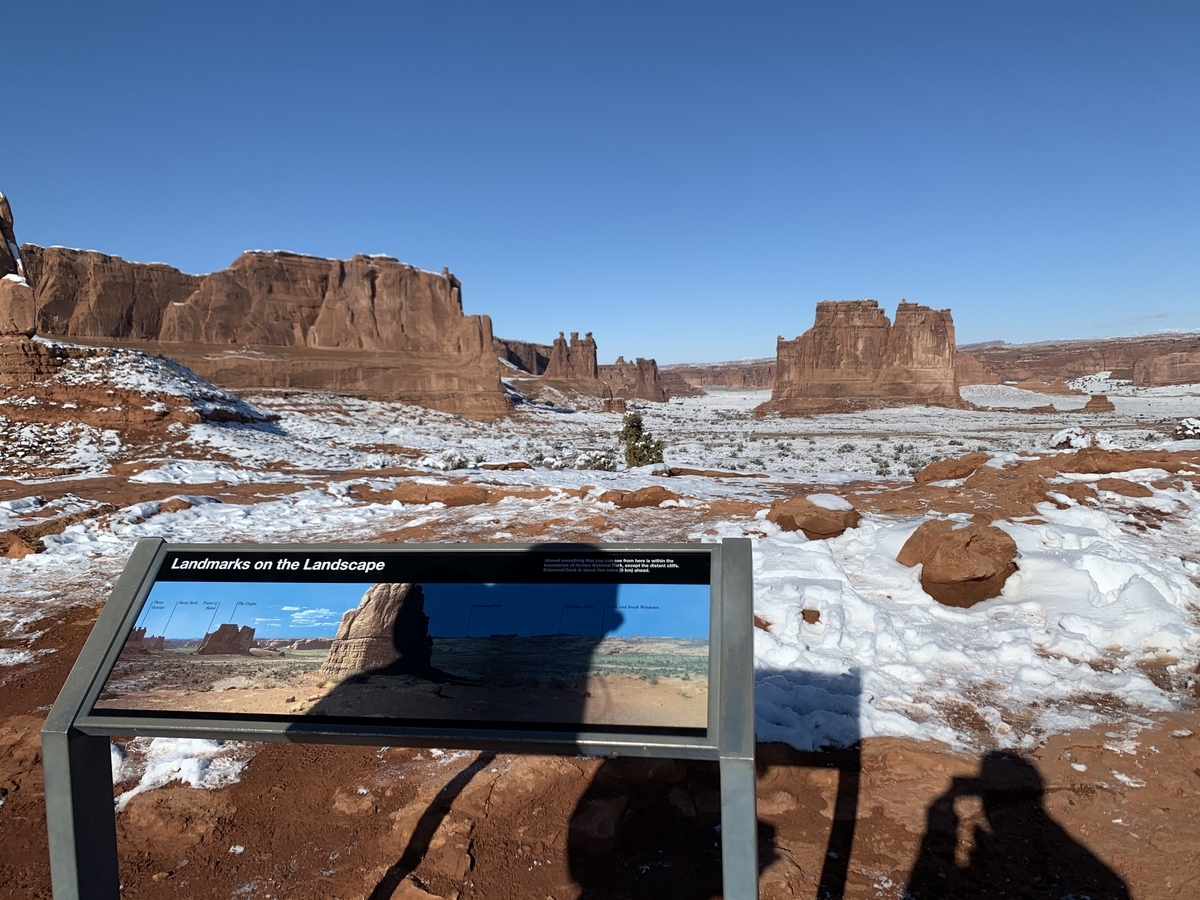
[618,412,665,467]
[837,442,855,454]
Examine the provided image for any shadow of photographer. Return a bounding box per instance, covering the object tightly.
[905,751,1130,899]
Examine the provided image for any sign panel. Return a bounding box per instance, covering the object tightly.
[90,547,712,735]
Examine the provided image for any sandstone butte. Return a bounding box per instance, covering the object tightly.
[497,329,676,403]
[19,244,511,419]
[758,299,965,416]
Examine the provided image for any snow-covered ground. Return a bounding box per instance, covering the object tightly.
[3,365,1199,787]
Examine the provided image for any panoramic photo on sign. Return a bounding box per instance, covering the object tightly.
[92,549,712,733]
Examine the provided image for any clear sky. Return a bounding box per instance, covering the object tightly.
[135,581,709,640]
[6,2,1198,362]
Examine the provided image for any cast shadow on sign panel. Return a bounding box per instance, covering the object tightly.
[905,751,1131,900]
[364,668,862,900]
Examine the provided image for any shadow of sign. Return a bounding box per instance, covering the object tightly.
[905,751,1131,900]
[303,578,656,734]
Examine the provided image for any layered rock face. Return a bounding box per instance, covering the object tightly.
[197,623,255,655]
[0,192,36,338]
[21,247,509,417]
[662,360,775,390]
[23,244,201,339]
[598,356,668,402]
[322,582,434,679]
[656,370,706,398]
[1133,351,1200,386]
[761,300,963,415]
[545,331,599,380]
[955,352,1001,385]
[495,337,551,375]
[962,334,1200,386]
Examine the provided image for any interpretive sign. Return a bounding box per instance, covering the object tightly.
[44,539,756,900]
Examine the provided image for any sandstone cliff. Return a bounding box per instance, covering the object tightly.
[598,356,668,403]
[22,245,201,339]
[760,300,963,415]
[1132,350,1200,386]
[955,352,1001,385]
[961,334,1200,387]
[495,337,551,374]
[0,193,36,338]
[545,331,599,380]
[657,369,706,398]
[661,360,775,391]
[21,246,510,418]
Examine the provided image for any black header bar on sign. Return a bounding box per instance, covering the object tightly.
[154,548,712,585]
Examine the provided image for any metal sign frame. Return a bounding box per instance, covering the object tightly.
[43,537,757,900]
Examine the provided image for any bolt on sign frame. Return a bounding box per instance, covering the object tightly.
[43,538,757,900]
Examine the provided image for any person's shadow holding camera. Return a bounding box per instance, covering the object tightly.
[905,751,1130,899]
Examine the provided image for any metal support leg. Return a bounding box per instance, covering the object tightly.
[720,754,759,900]
[42,728,120,900]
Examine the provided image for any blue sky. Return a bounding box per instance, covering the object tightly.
[134,581,709,641]
[6,2,1197,362]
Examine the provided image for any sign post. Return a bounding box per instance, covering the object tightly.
[44,538,757,899]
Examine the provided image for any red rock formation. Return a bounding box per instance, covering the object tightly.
[494,337,551,374]
[23,245,200,339]
[196,623,256,655]
[1133,350,1200,386]
[22,247,510,418]
[1083,394,1116,412]
[765,496,861,540]
[955,352,1001,385]
[656,369,705,398]
[0,194,36,338]
[321,582,433,678]
[545,331,599,380]
[760,300,963,415]
[598,356,668,403]
[661,360,775,390]
[897,520,1018,608]
[961,334,1200,386]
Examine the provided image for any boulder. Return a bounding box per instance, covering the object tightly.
[601,398,627,413]
[897,520,1018,608]
[321,582,434,678]
[766,495,861,539]
[597,486,680,508]
[760,300,964,416]
[1094,478,1153,498]
[914,452,991,484]
[1083,394,1116,412]
[196,623,255,655]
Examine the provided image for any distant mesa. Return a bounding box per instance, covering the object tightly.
[321,582,436,679]
[1083,393,1116,412]
[197,623,256,655]
[660,359,774,391]
[758,300,965,416]
[960,333,1200,388]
